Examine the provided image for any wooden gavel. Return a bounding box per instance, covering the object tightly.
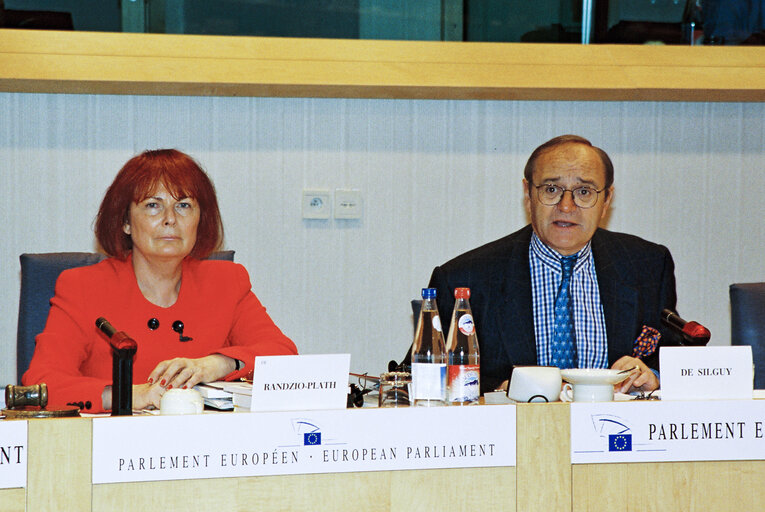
[5,383,48,409]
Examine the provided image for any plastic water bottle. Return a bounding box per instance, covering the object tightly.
[410,288,447,406]
[446,287,480,405]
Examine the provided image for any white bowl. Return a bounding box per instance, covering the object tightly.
[560,368,630,386]
[508,366,562,403]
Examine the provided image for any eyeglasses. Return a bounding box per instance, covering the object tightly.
[532,183,606,209]
[632,390,659,401]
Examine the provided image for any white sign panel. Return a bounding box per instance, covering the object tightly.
[0,421,27,489]
[251,354,350,412]
[571,400,765,464]
[93,405,516,484]
[660,346,753,400]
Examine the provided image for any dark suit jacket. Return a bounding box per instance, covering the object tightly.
[427,225,682,392]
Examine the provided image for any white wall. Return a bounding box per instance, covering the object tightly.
[2,93,764,385]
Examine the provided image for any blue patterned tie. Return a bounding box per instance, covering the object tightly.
[551,255,577,369]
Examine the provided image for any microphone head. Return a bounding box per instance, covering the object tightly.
[681,321,711,346]
[660,309,711,346]
[95,317,117,338]
[95,317,137,351]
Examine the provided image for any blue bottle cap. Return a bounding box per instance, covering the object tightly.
[421,288,437,299]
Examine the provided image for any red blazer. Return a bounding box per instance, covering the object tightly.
[22,256,297,412]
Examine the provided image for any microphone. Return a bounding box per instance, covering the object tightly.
[661,309,711,346]
[96,317,138,351]
[95,317,137,416]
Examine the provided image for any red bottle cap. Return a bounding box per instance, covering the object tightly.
[454,287,470,299]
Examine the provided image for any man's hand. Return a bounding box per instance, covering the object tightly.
[611,356,659,393]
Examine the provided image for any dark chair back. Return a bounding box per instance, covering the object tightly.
[730,282,765,389]
[411,299,422,334]
[16,250,234,383]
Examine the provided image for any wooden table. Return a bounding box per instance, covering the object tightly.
[1,403,763,512]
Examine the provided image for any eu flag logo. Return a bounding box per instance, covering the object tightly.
[304,432,321,446]
[608,434,632,451]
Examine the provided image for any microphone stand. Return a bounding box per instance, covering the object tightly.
[96,318,138,416]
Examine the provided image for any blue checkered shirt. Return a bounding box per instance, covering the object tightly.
[529,233,608,369]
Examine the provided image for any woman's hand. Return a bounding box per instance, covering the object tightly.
[132,382,167,410]
[611,356,659,393]
[102,356,237,411]
[147,355,238,391]
[101,382,167,411]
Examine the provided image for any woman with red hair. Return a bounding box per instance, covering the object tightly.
[23,149,297,412]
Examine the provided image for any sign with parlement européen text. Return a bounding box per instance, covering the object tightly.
[0,420,27,489]
[92,404,516,484]
[571,400,765,464]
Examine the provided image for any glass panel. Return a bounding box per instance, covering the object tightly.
[593,0,688,44]
[595,0,765,45]
[1,0,585,43]
[157,0,361,39]
[2,0,121,31]
[465,0,583,43]
[2,1,762,45]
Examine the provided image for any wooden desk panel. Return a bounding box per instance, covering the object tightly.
[15,404,765,511]
[92,466,513,511]
[516,403,571,512]
[573,460,765,512]
[94,472,389,512]
[1,29,763,102]
[0,489,25,512]
[390,467,514,511]
[27,417,91,512]
[15,410,516,512]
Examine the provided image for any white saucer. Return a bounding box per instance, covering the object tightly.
[561,368,630,386]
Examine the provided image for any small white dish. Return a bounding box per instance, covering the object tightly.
[561,368,631,386]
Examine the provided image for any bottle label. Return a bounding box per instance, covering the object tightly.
[448,364,480,403]
[458,314,475,336]
[411,363,446,400]
[432,316,442,332]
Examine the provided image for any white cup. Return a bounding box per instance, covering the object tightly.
[560,382,613,402]
[160,389,204,415]
[508,366,562,403]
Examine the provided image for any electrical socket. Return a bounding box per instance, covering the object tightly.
[302,189,331,219]
[334,189,362,219]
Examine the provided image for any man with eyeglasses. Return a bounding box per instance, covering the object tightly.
[428,134,682,394]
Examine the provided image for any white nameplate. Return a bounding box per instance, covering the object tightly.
[251,354,350,412]
[571,400,765,464]
[92,405,516,483]
[0,420,27,489]
[660,346,753,400]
